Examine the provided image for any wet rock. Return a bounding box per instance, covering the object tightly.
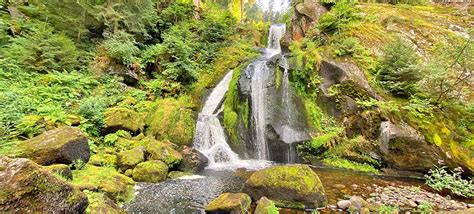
[45,164,73,180]
[132,160,169,183]
[205,193,251,213]
[14,126,90,165]
[255,197,277,214]
[0,157,88,212]
[168,171,193,179]
[178,146,208,173]
[243,164,326,208]
[337,200,352,210]
[144,140,182,167]
[117,146,145,171]
[103,107,144,134]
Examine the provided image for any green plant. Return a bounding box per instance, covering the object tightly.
[104,31,139,65]
[417,201,434,214]
[70,159,86,170]
[317,2,360,35]
[333,37,364,57]
[378,204,399,214]
[425,166,474,198]
[374,39,422,98]
[77,97,107,137]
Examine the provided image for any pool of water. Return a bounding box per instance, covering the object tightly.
[124,165,470,214]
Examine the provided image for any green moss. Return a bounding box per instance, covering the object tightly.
[142,138,182,167]
[89,153,117,168]
[71,165,135,203]
[145,96,195,147]
[255,197,279,214]
[432,133,443,146]
[205,193,252,213]
[223,67,243,145]
[104,107,145,133]
[84,190,123,213]
[273,200,305,210]
[322,157,379,174]
[116,147,145,171]
[168,171,193,179]
[132,160,168,183]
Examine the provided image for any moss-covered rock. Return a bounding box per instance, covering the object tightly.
[143,140,182,167]
[255,197,279,214]
[103,107,145,134]
[116,146,145,171]
[244,164,326,208]
[89,153,117,168]
[132,160,168,183]
[205,193,252,214]
[167,171,193,179]
[45,164,73,180]
[84,191,125,213]
[14,126,90,165]
[145,97,195,147]
[0,157,88,212]
[71,165,135,203]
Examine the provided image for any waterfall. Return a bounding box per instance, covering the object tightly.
[193,71,239,166]
[257,0,291,13]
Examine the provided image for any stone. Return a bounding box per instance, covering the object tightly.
[132,160,169,183]
[0,157,88,212]
[178,146,208,173]
[144,140,182,167]
[85,191,125,213]
[255,197,278,214]
[89,153,117,168]
[360,208,370,214]
[45,164,73,180]
[72,165,135,203]
[350,196,366,210]
[14,126,90,165]
[116,146,145,171]
[107,63,140,85]
[103,107,144,134]
[333,184,346,189]
[168,171,193,179]
[243,164,326,208]
[205,193,251,214]
[337,200,352,210]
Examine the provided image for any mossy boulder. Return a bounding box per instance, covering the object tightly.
[45,164,73,180]
[116,146,145,171]
[132,160,169,183]
[103,107,145,134]
[84,191,125,213]
[168,171,193,179]
[177,146,208,172]
[89,153,117,168]
[0,157,88,212]
[14,126,90,165]
[71,165,135,203]
[144,140,182,167]
[255,197,279,214]
[205,193,252,214]
[145,97,196,146]
[243,164,326,208]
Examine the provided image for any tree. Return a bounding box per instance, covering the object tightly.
[374,39,422,98]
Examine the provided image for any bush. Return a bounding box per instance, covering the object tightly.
[425,165,474,198]
[333,37,365,57]
[77,97,107,137]
[104,32,139,65]
[374,39,422,98]
[317,2,360,35]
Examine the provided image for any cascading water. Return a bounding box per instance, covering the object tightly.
[193,71,240,166]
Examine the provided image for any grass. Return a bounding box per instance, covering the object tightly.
[322,157,379,174]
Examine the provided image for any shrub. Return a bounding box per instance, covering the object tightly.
[417,201,434,214]
[77,97,107,137]
[333,37,365,57]
[104,31,139,65]
[374,39,422,98]
[378,204,399,214]
[425,165,474,198]
[317,2,360,35]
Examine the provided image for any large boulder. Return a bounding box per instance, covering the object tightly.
[178,146,208,172]
[144,140,182,167]
[116,146,145,171]
[0,157,88,212]
[243,164,326,208]
[72,165,135,203]
[44,164,73,180]
[205,193,252,214]
[14,126,90,165]
[132,160,168,183]
[103,107,145,134]
[379,121,448,172]
[255,197,278,214]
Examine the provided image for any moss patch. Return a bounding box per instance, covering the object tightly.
[322,157,379,174]
[205,193,252,213]
[103,107,144,134]
[132,160,168,183]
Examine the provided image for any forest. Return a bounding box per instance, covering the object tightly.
[0,0,472,213]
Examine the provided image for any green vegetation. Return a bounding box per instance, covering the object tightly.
[425,166,474,198]
[416,201,434,214]
[377,204,399,214]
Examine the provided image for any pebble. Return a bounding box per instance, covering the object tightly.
[337,200,352,210]
[327,205,337,210]
[333,184,346,189]
[468,204,474,208]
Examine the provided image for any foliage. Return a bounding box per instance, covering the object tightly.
[289,39,322,96]
[333,37,365,57]
[425,165,474,198]
[374,39,422,98]
[322,157,379,173]
[377,204,399,214]
[77,97,107,137]
[317,2,360,35]
[416,201,434,214]
[104,31,139,65]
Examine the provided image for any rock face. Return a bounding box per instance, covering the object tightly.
[103,107,144,134]
[132,160,169,183]
[282,0,327,46]
[178,146,208,172]
[116,146,145,171]
[0,157,88,213]
[243,164,326,208]
[205,193,252,214]
[14,126,90,165]
[379,121,447,172]
[255,197,277,214]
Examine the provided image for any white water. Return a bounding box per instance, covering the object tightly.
[257,0,291,13]
[250,24,287,160]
